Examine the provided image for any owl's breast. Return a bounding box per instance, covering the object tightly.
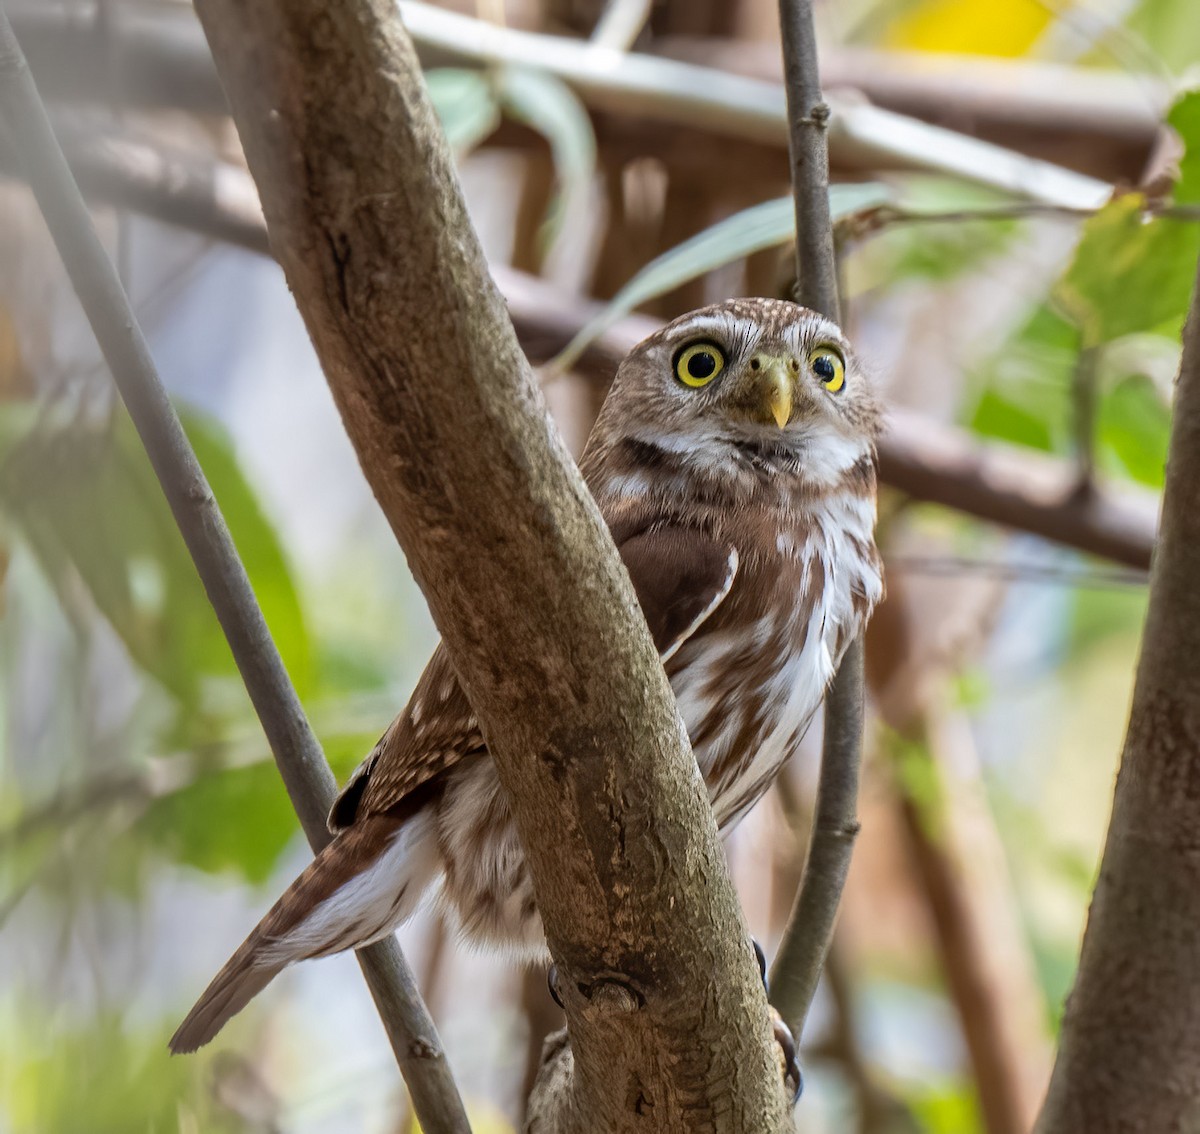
[668,500,881,832]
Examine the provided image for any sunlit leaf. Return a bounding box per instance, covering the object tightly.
[549,183,890,373]
[1169,90,1200,204]
[969,303,1075,451]
[1128,0,1200,75]
[971,91,1200,473]
[883,0,1049,56]
[3,1014,241,1134]
[1057,194,1200,344]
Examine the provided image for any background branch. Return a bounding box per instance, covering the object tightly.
[190,0,790,1127]
[5,1,1115,207]
[1035,245,1200,1131]
[0,9,470,1133]
[0,120,1156,576]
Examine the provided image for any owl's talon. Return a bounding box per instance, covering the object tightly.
[753,938,768,991]
[771,1007,803,1105]
[547,963,564,1009]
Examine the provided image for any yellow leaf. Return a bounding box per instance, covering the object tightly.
[885,0,1051,56]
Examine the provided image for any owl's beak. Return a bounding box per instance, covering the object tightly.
[756,356,795,428]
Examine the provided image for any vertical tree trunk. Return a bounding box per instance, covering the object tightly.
[1036,256,1200,1133]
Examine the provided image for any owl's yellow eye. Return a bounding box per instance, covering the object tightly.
[810,347,846,394]
[674,342,725,388]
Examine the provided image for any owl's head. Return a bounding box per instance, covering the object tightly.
[591,298,879,489]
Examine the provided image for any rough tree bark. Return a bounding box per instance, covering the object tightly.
[1035,255,1200,1132]
[192,0,791,1129]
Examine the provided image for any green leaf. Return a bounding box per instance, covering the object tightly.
[1097,371,1171,486]
[184,410,313,700]
[426,68,501,153]
[3,1013,242,1134]
[138,759,299,885]
[970,386,1057,452]
[0,405,312,723]
[1056,194,1200,344]
[548,183,891,373]
[968,304,1075,451]
[1128,0,1200,76]
[496,68,596,252]
[1169,90,1200,203]
[862,175,1020,284]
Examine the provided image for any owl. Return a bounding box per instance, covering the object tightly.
[170,298,884,1053]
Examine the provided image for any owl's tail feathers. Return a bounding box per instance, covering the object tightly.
[169,808,440,1055]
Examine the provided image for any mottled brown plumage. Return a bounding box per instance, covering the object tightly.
[171,298,883,1054]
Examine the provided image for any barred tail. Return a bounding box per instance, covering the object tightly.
[170,809,440,1054]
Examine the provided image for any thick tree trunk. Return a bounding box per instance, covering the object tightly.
[191,0,790,1128]
[1035,256,1200,1132]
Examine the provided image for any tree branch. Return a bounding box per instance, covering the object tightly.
[190,0,789,1128]
[0,9,470,1132]
[766,0,866,1043]
[0,120,1155,575]
[6,1,1113,208]
[1034,251,1200,1130]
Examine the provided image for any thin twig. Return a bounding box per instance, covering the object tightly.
[768,0,865,1042]
[0,10,471,1132]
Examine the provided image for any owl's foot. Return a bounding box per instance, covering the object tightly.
[753,940,802,1104]
[753,938,769,990]
[550,950,800,1102]
[771,1006,804,1104]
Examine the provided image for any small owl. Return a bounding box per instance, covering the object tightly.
[171,298,884,1053]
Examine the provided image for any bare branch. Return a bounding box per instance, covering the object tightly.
[190,0,789,1127]
[12,129,1155,567]
[0,9,469,1131]
[766,0,865,1043]
[1035,251,1200,1131]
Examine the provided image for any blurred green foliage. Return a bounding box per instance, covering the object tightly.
[970,92,1200,487]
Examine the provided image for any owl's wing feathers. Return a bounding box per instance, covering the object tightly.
[330,526,738,829]
[615,525,739,661]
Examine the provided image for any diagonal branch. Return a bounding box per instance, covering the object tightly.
[767,0,866,1042]
[190,0,790,1128]
[0,8,470,1132]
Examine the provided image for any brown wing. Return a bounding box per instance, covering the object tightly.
[328,647,484,831]
[330,526,738,828]
[616,526,739,660]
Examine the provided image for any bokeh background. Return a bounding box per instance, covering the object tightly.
[1,0,1197,1130]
